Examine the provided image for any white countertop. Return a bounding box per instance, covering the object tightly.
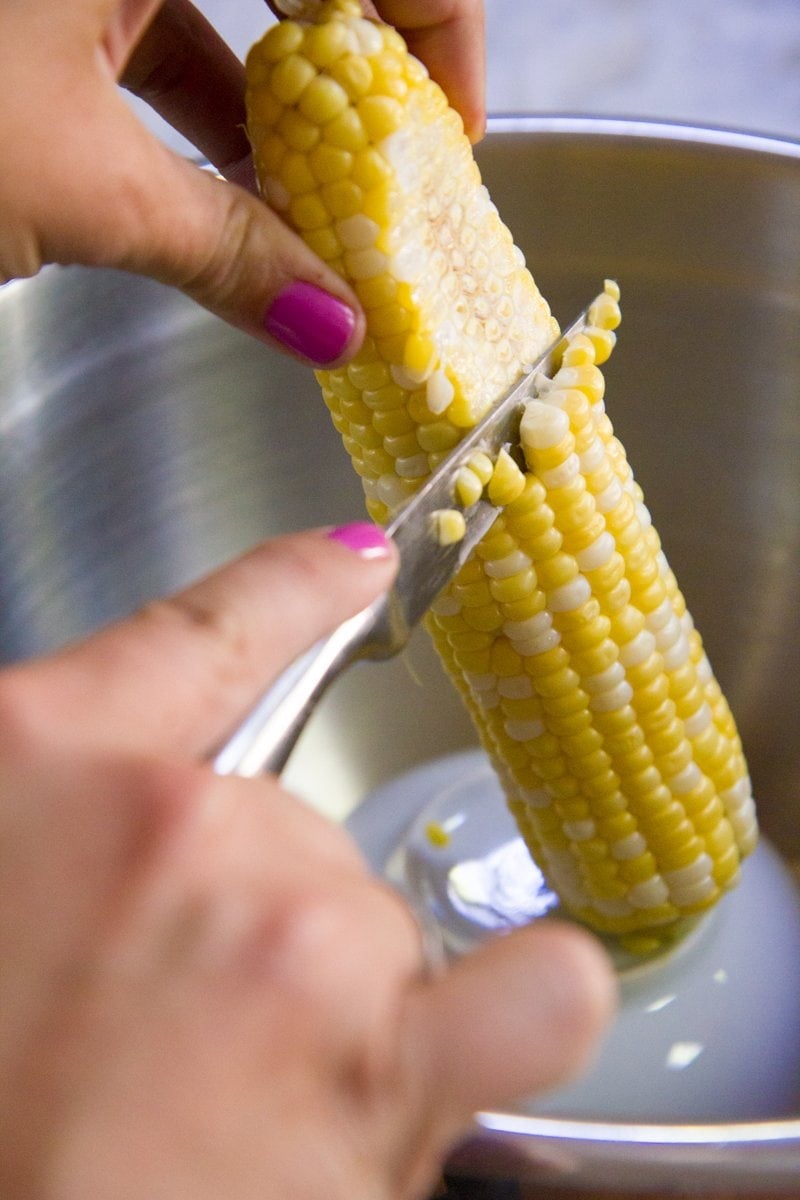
[131,0,800,151]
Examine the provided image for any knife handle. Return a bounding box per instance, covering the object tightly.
[210,602,383,778]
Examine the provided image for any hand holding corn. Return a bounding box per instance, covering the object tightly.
[246,0,758,953]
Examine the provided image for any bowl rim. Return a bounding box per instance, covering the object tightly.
[460,114,800,1184]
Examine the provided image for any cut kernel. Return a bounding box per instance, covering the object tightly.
[431,509,467,546]
[246,0,757,949]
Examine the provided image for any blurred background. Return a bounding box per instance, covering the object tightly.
[131,0,800,150]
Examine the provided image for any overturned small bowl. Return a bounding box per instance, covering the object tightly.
[1,118,799,1195]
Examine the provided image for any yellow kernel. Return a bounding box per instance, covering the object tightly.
[488,449,526,506]
[535,552,578,591]
[354,273,395,309]
[618,852,658,885]
[453,579,493,607]
[403,333,436,380]
[303,20,351,67]
[322,178,364,218]
[277,108,320,151]
[281,151,317,195]
[416,422,461,454]
[248,88,283,125]
[462,604,505,633]
[362,383,405,411]
[455,467,483,507]
[330,54,374,98]
[489,569,537,604]
[357,94,404,140]
[299,74,350,123]
[256,20,304,62]
[270,54,317,105]
[308,141,353,183]
[323,107,368,151]
[289,192,329,230]
[302,227,342,262]
[432,509,467,546]
[251,130,286,175]
[351,147,392,189]
[369,302,411,338]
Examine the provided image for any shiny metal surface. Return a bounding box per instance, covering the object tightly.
[1,118,799,1193]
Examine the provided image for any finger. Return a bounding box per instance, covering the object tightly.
[10,524,397,763]
[373,0,486,142]
[267,0,486,142]
[408,921,616,1123]
[97,102,366,363]
[119,0,251,176]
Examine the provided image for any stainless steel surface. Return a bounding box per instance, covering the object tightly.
[212,307,597,778]
[1,117,799,1193]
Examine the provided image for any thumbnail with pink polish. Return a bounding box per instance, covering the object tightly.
[264,281,355,365]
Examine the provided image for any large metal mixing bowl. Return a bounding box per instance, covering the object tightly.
[1,118,799,1194]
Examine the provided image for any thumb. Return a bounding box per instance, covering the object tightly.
[111,115,366,366]
[7,524,397,765]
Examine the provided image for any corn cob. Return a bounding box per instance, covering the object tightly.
[245,0,758,951]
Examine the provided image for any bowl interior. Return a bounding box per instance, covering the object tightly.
[1,119,799,1191]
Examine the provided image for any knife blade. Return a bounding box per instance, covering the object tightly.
[213,302,593,777]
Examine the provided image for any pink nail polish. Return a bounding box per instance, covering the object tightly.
[327,522,392,559]
[264,281,356,366]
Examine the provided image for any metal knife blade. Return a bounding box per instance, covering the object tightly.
[213,303,593,777]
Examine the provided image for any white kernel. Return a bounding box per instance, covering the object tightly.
[618,629,657,667]
[576,531,616,571]
[549,575,591,612]
[497,675,534,699]
[335,214,379,251]
[484,550,531,579]
[654,613,682,651]
[670,876,718,907]
[695,653,714,684]
[611,832,648,861]
[564,819,596,842]
[628,876,670,908]
[720,776,753,814]
[579,437,606,472]
[376,472,409,507]
[395,453,429,479]
[682,702,713,737]
[664,853,715,890]
[351,16,383,55]
[426,369,454,415]
[584,661,626,694]
[504,611,551,641]
[480,690,500,710]
[646,598,674,631]
[635,500,653,529]
[520,400,570,450]
[662,634,691,670]
[668,762,703,795]
[589,679,633,712]
[515,628,561,657]
[593,477,623,512]
[505,718,546,742]
[539,454,580,489]
[390,362,430,388]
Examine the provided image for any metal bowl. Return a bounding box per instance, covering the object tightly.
[1,118,799,1194]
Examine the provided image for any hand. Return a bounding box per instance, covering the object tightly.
[0,525,615,1199]
[0,1,484,366]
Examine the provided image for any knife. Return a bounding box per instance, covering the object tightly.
[212,302,594,778]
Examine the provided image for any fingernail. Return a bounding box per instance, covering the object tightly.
[264,281,356,366]
[327,522,392,559]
